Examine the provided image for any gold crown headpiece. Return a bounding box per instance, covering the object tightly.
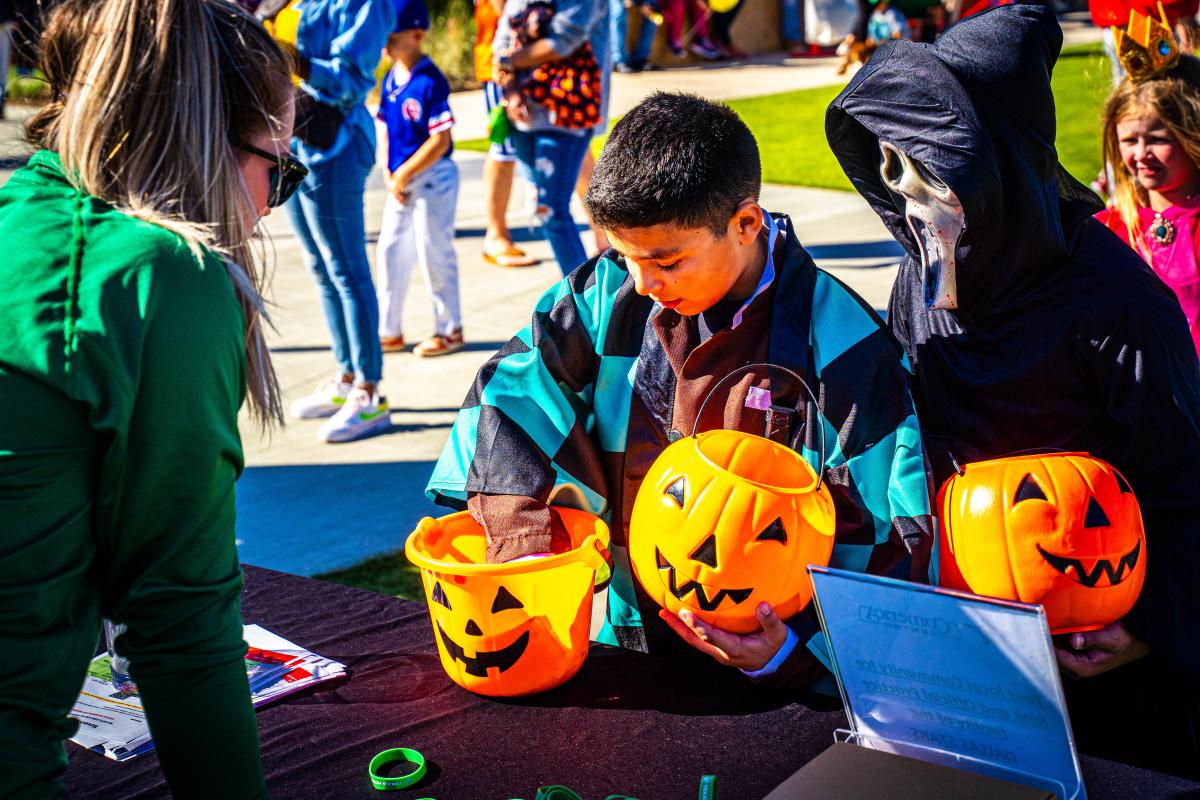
[1114,2,1180,83]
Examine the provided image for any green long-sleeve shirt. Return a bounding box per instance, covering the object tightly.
[0,151,267,798]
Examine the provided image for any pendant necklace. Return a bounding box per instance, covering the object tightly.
[1149,191,1198,247]
[1149,211,1176,246]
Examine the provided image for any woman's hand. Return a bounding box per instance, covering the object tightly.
[1055,621,1150,679]
[659,602,790,671]
[503,85,530,125]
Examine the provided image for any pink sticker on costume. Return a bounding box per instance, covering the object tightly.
[402,98,423,123]
[745,386,772,411]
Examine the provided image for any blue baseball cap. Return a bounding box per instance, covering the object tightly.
[392,0,430,31]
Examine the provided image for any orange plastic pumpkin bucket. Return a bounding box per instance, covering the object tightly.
[405,508,611,697]
[628,363,837,633]
[938,451,1146,634]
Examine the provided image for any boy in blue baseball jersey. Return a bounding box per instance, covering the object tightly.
[376,0,465,357]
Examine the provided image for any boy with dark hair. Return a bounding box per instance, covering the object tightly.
[427,92,933,688]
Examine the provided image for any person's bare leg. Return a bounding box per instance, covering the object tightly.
[575,149,610,254]
[484,156,516,254]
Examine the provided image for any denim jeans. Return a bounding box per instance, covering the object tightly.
[287,128,383,383]
[609,0,658,66]
[376,157,462,338]
[510,127,592,275]
[780,0,803,43]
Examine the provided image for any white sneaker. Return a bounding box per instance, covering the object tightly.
[317,389,391,443]
[290,377,353,419]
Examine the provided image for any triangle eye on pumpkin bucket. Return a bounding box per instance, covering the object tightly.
[936,451,1146,634]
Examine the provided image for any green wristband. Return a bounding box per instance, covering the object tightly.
[536,787,584,800]
[368,748,427,791]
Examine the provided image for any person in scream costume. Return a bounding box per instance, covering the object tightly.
[427,92,933,690]
[826,2,1200,776]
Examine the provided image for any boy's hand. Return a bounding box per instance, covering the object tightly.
[390,174,410,204]
[660,602,789,671]
[1055,621,1149,679]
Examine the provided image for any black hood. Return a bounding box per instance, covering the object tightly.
[825,2,1102,314]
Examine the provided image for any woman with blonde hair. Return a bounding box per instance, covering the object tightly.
[1097,54,1200,358]
[0,0,298,795]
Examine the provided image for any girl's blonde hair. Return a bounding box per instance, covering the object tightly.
[1102,54,1200,258]
[27,0,293,426]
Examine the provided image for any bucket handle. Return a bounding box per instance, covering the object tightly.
[583,534,613,590]
[691,362,827,492]
[948,446,1071,477]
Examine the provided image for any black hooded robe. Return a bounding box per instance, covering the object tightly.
[827,2,1200,777]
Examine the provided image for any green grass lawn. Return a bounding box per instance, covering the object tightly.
[458,43,1112,192]
[317,44,1114,602]
[6,67,50,103]
[316,550,427,600]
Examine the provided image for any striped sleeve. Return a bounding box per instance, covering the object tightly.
[426,255,626,515]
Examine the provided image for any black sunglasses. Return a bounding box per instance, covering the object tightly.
[238,142,308,207]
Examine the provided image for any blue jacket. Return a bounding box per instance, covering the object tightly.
[293,0,396,162]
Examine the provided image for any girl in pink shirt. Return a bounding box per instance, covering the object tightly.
[1097,55,1200,359]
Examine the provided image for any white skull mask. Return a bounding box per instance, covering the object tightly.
[879,141,965,310]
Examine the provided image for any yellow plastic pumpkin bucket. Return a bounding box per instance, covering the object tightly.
[405,507,611,697]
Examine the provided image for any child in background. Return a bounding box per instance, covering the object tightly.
[662,0,720,59]
[834,0,907,74]
[376,0,465,358]
[1097,53,1200,359]
[867,0,909,44]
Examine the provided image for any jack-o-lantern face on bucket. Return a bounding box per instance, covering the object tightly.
[937,452,1146,633]
[423,572,587,692]
[429,580,536,677]
[406,509,611,697]
[629,429,836,633]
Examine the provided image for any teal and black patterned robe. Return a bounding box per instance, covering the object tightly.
[428,213,933,689]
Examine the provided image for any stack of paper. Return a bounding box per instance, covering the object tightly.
[69,625,347,762]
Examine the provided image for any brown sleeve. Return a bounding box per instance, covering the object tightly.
[467,493,571,563]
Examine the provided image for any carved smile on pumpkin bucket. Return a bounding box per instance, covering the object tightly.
[1037,539,1142,588]
[655,547,752,612]
[436,623,530,677]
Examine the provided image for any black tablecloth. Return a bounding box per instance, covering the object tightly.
[63,567,1200,799]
